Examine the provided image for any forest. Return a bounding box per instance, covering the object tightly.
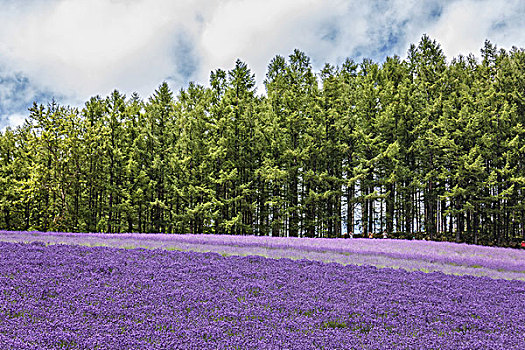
[0,35,524,247]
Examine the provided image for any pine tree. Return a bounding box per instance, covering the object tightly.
[145,82,175,232]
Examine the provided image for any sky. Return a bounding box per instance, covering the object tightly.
[0,0,524,130]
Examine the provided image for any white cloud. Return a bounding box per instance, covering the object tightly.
[194,0,422,91]
[0,0,524,128]
[0,0,209,102]
[1,113,27,132]
[197,0,335,83]
[427,0,525,59]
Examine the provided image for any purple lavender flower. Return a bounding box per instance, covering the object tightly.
[1,230,524,280]
[1,241,524,349]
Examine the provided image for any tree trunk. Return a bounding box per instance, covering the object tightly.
[386,183,394,235]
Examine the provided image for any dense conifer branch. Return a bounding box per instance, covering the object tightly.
[1,36,524,246]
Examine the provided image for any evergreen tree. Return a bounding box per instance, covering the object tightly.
[0,36,523,247]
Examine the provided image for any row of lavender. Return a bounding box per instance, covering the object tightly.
[1,231,524,280]
[1,241,524,349]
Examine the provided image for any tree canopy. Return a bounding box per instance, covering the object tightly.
[1,36,524,247]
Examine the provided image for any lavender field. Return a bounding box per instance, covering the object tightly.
[1,232,525,349]
[1,241,525,349]
[2,231,525,280]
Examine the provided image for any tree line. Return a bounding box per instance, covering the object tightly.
[1,35,524,247]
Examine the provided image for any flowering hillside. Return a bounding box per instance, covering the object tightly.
[1,231,524,280]
[1,241,524,349]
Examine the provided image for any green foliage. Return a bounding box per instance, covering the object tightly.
[1,36,524,246]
